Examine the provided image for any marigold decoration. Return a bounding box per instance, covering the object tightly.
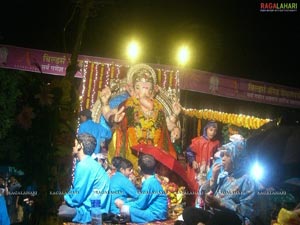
[197,119,201,136]
[273,208,300,225]
[157,175,185,219]
[127,97,163,145]
[182,108,271,130]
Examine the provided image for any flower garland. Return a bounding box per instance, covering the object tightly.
[126,97,163,145]
[182,108,271,130]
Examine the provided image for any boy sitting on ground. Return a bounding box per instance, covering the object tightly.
[115,154,168,223]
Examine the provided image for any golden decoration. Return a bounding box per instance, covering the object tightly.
[182,108,271,130]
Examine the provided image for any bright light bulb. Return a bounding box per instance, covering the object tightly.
[177,46,190,66]
[127,41,140,62]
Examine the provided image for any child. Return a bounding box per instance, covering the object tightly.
[115,154,168,223]
[109,157,139,214]
[106,156,123,177]
[186,121,220,194]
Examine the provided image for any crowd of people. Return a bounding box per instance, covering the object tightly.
[0,63,297,225]
[57,133,168,224]
[56,64,300,225]
[2,63,289,225]
[57,64,175,224]
[0,175,36,225]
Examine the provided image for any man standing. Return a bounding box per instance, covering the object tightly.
[7,176,22,223]
[78,109,112,155]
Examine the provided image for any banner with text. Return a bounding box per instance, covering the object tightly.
[0,44,299,108]
[180,69,300,108]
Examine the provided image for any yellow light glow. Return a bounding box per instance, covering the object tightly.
[127,41,140,62]
[177,46,190,66]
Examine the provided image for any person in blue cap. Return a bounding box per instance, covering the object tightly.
[182,138,258,225]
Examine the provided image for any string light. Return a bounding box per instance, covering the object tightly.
[163,70,167,89]
[91,63,99,106]
[98,64,104,96]
[80,60,88,111]
[176,70,180,99]
[105,63,110,86]
[86,62,94,108]
[115,64,121,80]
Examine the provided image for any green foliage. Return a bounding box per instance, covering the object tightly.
[0,68,80,222]
[0,69,21,139]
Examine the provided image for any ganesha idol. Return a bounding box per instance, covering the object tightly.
[91,64,193,191]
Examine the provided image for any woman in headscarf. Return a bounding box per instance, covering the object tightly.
[182,138,258,225]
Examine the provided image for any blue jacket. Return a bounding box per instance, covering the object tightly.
[109,171,139,214]
[64,156,111,223]
[213,140,258,224]
[125,175,168,223]
[78,116,112,154]
[0,194,10,225]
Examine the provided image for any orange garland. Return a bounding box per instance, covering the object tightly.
[183,108,271,130]
[197,119,201,136]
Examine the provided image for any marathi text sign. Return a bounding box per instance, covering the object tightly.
[0,44,127,77]
[0,44,69,76]
[180,69,300,108]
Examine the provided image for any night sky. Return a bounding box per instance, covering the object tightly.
[1,0,299,88]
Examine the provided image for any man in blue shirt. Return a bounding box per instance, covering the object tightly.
[58,133,111,223]
[78,109,112,155]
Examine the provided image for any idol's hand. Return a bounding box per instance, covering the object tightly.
[171,127,181,142]
[172,100,182,116]
[114,106,125,123]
